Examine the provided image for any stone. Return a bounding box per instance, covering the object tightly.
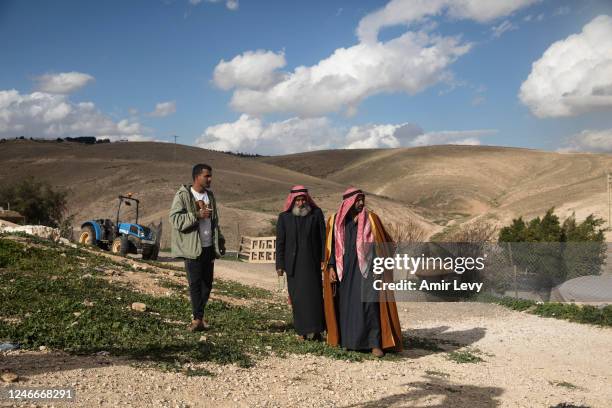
[131,302,147,312]
[1,371,18,383]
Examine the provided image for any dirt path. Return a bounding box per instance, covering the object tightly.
[1,255,611,407]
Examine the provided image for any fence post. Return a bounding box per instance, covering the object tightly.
[507,242,518,299]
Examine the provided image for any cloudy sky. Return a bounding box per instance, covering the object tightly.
[1,0,612,154]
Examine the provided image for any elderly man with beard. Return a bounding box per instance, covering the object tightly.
[323,187,403,357]
[276,185,326,341]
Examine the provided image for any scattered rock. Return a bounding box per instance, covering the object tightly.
[83,300,95,307]
[0,343,19,352]
[39,345,47,351]
[1,371,19,383]
[131,302,147,312]
[73,312,82,317]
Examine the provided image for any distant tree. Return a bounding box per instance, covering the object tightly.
[498,208,606,292]
[0,178,69,228]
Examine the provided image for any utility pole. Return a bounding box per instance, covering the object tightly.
[172,135,179,162]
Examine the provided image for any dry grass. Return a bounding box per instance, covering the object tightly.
[386,218,427,243]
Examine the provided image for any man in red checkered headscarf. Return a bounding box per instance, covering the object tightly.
[275,185,326,341]
[322,187,403,357]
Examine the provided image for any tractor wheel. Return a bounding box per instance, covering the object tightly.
[142,245,159,261]
[79,225,95,246]
[111,236,129,256]
[151,246,159,261]
[111,238,122,254]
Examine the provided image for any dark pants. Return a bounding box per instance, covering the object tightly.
[184,246,214,320]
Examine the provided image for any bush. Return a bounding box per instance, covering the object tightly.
[498,209,606,291]
[0,178,69,228]
[386,218,426,243]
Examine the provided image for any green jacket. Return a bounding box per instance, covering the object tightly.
[169,184,225,259]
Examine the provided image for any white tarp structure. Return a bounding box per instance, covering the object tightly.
[0,224,61,241]
[551,274,612,304]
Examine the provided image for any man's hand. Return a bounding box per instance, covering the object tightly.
[328,266,337,282]
[196,200,211,219]
[198,207,211,219]
[277,269,284,277]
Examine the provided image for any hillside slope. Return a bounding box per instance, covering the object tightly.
[262,145,612,231]
[0,140,435,247]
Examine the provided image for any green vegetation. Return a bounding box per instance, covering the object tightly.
[498,209,606,291]
[446,348,484,364]
[403,334,463,352]
[0,178,70,229]
[549,381,579,390]
[0,235,380,375]
[475,293,612,326]
[425,369,450,378]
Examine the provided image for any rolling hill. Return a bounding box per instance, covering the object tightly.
[1,140,610,247]
[261,145,612,236]
[0,140,434,248]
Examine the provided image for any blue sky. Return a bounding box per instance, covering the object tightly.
[1,0,612,154]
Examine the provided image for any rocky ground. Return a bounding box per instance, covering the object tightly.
[1,254,611,407]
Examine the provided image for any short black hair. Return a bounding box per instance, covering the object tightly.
[192,163,212,180]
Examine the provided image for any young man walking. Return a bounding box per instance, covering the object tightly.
[170,163,225,332]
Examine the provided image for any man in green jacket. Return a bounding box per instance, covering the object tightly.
[169,163,225,332]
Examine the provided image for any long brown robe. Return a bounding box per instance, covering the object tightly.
[322,211,403,352]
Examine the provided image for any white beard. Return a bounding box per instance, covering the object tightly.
[292,204,311,217]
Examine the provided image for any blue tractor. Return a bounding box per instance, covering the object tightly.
[78,194,160,260]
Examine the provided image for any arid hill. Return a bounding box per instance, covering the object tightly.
[0,140,434,248]
[261,145,612,237]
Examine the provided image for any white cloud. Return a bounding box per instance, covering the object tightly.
[519,15,612,118]
[223,32,471,117]
[213,50,286,91]
[0,89,149,141]
[195,114,341,154]
[149,100,176,117]
[196,116,495,154]
[560,129,612,153]
[189,0,238,10]
[214,0,538,118]
[491,20,517,38]
[356,0,539,43]
[33,71,94,94]
[346,124,493,149]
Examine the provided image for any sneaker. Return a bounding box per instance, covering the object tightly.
[371,347,384,358]
[188,319,205,332]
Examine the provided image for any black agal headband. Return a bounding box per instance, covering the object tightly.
[290,188,308,193]
[342,189,364,200]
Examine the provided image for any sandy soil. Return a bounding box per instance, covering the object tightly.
[2,253,611,408]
